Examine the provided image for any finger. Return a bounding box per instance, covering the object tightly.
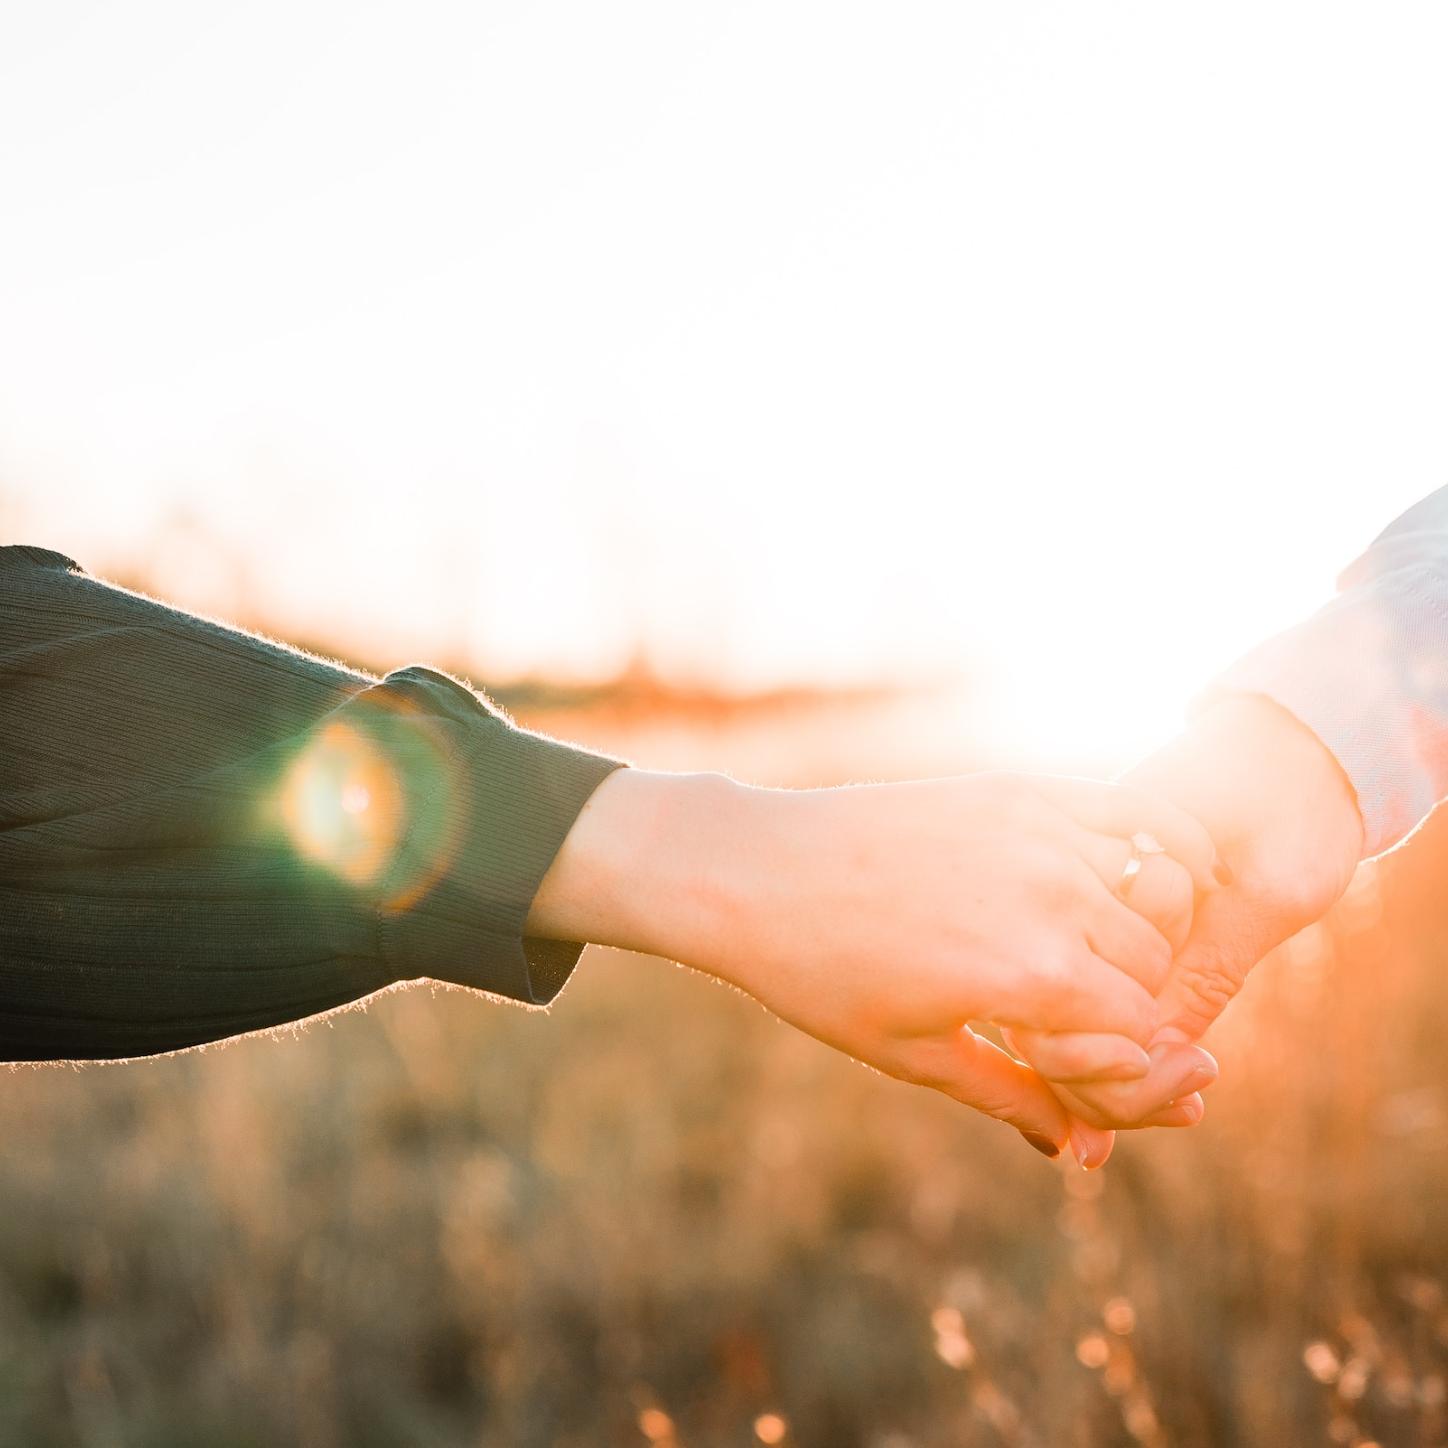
[1073,866,1174,996]
[1068,1120,1117,1170]
[911,1027,1072,1153]
[999,1026,1120,1171]
[1041,1043,1218,1129]
[995,949,1159,1044]
[1001,1028,1151,1084]
[1152,891,1274,1042]
[1031,776,1223,893]
[1138,1093,1206,1128]
[1075,834,1196,955]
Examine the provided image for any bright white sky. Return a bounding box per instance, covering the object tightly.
[3,2,1446,759]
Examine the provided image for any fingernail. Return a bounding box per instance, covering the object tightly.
[1183,1061,1219,1093]
[1021,1131,1061,1159]
[1069,1124,1111,1171]
[1176,1094,1206,1124]
[1213,859,1235,887]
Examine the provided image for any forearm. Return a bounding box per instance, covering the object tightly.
[1208,484,1448,857]
[1130,693,1365,894]
[527,769,834,997]
[0,547,624,1061]
[526,768,752,968]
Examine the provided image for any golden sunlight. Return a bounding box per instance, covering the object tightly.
[7,3,1440,770]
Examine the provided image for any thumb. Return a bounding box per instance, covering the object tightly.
[998,1024,1118,1169]
[1152,893,1275,1043]
[933,1027,1074,1158]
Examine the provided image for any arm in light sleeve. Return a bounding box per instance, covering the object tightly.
[1206,484,1448,858]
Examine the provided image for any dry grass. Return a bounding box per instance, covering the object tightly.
[3,695,1447,1448]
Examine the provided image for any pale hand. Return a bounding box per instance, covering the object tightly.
[526,768,1222,1157]
[1017,694,1364,1139]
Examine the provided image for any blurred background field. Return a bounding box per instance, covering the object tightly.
[2,630,1448,1448]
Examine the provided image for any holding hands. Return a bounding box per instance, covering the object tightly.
[1028,695,1364,1151]
[528,766,1230,1164]
[690,771,1224,1165]
[531,693,1368,1165]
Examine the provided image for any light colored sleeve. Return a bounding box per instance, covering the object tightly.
[1205,484,1448,859]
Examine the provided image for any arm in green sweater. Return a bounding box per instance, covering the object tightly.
[0,546,623,1061]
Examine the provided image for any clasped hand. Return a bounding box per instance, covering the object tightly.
[529,698,1366,1168]
[692,770,1224,1169]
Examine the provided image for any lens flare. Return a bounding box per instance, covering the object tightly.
[278,721,403,886]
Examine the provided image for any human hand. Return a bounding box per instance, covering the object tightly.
[1003,828,1224,1162]
[1134,694,1364,1039]
[527,767,1221,1158]
[1013,694,1364,1147]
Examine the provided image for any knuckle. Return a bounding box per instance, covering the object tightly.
[1046,1039,1093,1079]
[1060,1091,1119,1130]
[1274,871,1346,924]
[1178,957,1245,1019]
[1028,943,1077,992]
[1036,868,1081,912]
[1095,1108,1140,1131]
[1073,1088,1139,1130]
[1032,851,1090,907]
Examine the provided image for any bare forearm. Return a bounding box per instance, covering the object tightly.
[1131,694,1364,889]
[1208,483,1448,857]
[525,768,754,970]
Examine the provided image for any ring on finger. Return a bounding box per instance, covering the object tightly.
[1116,831,1166,901]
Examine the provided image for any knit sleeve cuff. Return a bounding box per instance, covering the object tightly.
[1198,566,1448,859]
[335,666,627,1004]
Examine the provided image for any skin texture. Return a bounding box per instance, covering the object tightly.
[527,767,1222,1156]
[1016,693,1366,1154]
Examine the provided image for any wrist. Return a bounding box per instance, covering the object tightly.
[1199,693,1364,857]
[524,768,762,969]
[1131,692,1364,912]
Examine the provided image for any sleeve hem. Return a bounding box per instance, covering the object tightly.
[364,667,627,1004]
[1196,567,1448,858]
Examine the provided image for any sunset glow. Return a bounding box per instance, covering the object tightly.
[5,3,1448,762]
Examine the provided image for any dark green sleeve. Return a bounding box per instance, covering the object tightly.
[0,545,627,1062]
